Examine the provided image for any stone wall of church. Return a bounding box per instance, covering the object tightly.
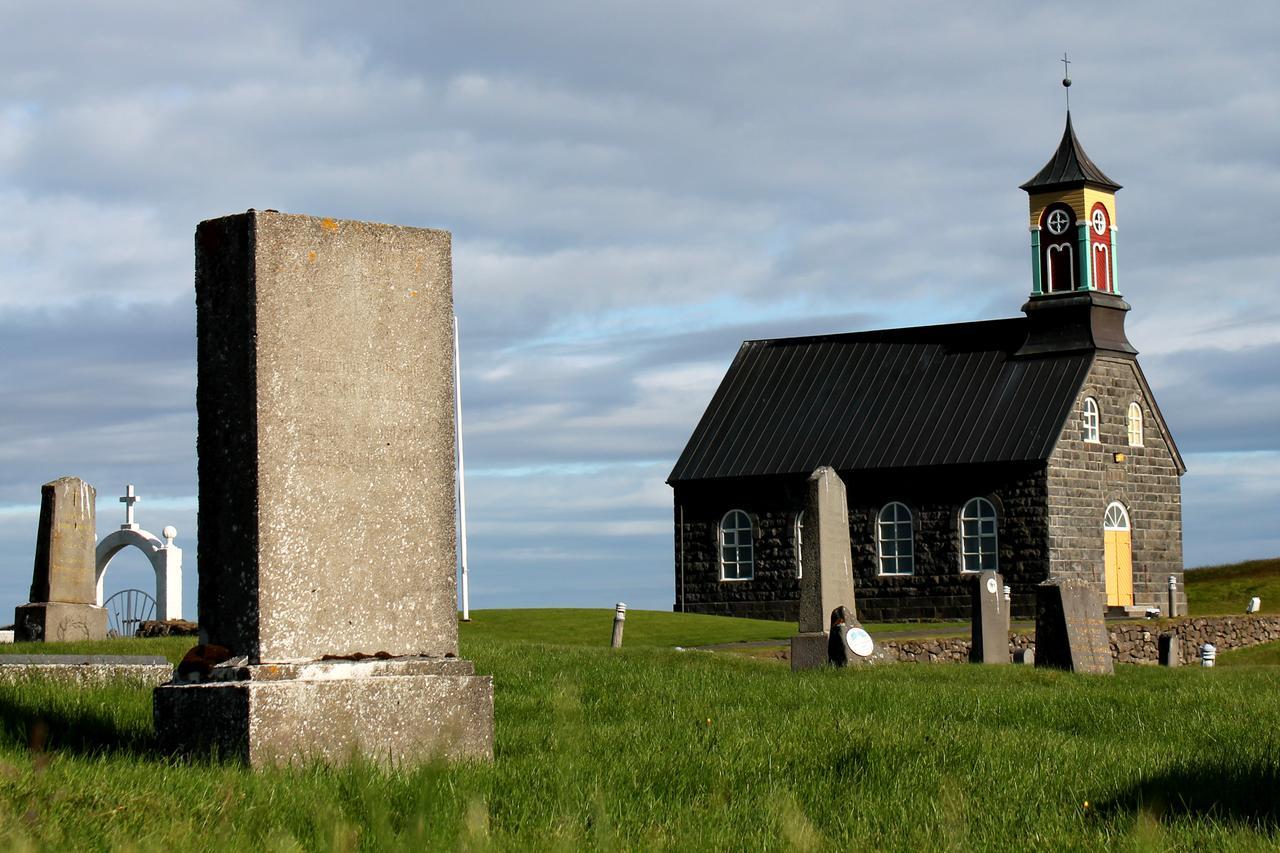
[1045,355,1186,613]
[671,461,1052,622]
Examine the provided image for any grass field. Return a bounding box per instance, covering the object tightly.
[1185,557,1280,616]
[0,610,1278,849]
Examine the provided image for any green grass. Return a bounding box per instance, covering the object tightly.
[457,607,793,648]
[0,614,1278,848]
[1218,640,1280,667]
[1185,557,1280,616]
[0,636,191,663]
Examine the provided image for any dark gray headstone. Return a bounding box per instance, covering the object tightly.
[969,570,1010,664]
[15,477,108,642]
[791,467,860,671]
[1158,633,1180,667]
[1034,579,1114,675]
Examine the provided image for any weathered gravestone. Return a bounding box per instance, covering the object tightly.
[1034,578,1114,675]
[969,570,1010,664]
[1158,633,1180,667]
[791,467,860,671]
[153,211,494,766]
[14,477,108,642]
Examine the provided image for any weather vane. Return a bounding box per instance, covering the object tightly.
[1061,52,1072,112]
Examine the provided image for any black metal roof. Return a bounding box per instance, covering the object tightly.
[668,318,1095,483]
[1020,112,1121,193]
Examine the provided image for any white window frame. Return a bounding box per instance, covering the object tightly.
[1127,402,1143,447]
[877,502,914,576]
[1045,242,1073,293]
[794,511,803,579]
[1104,501,1130,531]
[719,509,754,581]
[959,497,998,573]
[1082,396,1100,443]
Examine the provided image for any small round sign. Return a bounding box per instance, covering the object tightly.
[845,627,874,658]
[986,577,998,595]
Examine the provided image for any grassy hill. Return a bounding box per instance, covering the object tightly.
[0,612,1278,847]
[1185,556,1280,616]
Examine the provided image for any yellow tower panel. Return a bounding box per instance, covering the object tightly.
[1028,188,1116,228]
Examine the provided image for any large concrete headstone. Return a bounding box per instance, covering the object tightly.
[791,467,859,671]
[14,477,108,642]
[153,211,493,766]
[969,570,1010,664]
[1033,578,1114,675]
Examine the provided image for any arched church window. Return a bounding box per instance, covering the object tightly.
[877,502,914,575]
[1104,501,1130,531]
[959,498,998,573]
[1127,402,1143,447]
[719,510,754,580]
[1082,397,1100,443]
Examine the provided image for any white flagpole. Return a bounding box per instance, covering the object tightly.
[454,314,471,621]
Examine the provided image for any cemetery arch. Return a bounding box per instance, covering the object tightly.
[95,525,183,621]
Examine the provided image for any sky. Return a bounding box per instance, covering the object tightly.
[1,2,1277,619]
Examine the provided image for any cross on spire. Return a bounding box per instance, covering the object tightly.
[1061,52,1072,111]
[120,484,140,529]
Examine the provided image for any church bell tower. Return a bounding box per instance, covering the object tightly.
[1016,102,1136,358]
[1021,112,1121,296]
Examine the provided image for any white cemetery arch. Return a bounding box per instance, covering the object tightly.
[94,485,183,621]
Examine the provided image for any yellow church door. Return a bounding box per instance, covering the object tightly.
[1103,503,1133,607]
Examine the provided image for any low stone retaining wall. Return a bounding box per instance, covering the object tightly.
[0,663,172,687]
[1109,615,1280,664]
[865,615,1280,665]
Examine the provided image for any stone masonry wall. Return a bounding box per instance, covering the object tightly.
[848,616,1280,665]
[672,462,1050,622]
[1045,355,1186,613]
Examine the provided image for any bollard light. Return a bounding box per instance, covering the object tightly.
[1199,643,1216,668]
[611,602,627,649]
[1168,575,1179,618]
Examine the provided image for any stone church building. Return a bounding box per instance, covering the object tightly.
[667,114,1186,622]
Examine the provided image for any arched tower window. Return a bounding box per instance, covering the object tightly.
[877,502,914,575]
[1127,402,1143,446]
[959,498,998,573]
[1090,203,1113,292]
[1040,204,1077,293]
[719,510,754,580]
[1082,397,1100,443]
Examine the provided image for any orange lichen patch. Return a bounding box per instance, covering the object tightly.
[307,250,317,263]
[409,290,418,298]
[320,217,338,231]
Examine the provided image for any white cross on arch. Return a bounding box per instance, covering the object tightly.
[120,484,140,527]
[1046,209,1070,236]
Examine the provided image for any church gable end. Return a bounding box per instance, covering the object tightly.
[1045,356,1185,613]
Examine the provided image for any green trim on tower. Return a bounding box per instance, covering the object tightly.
[1109,226,1120,295]
[1076,223,1092,291]
[1030,228,1042,295]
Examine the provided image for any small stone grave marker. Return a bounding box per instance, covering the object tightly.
[1158,634,1180,667]
[970,570,1010,664]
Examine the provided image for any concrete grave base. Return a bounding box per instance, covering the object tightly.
[14,602,108,642]
[153,657,493,767]
[790,632,830,671]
